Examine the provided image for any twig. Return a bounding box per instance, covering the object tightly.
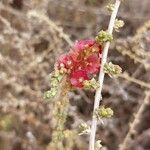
[116,45,150,69]
[27,11,73,46]
[0,2,25,19]
[121,64,143,88]
[119,91,150,150]
[119,72,150,89]
[89,1,121,150]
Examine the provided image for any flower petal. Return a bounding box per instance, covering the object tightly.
[70,70,89,88]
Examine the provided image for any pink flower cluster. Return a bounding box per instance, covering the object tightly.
[55,40,102,88]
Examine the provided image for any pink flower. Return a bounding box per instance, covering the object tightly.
[85,54,100,74]
[73,40,95,52]
[70,70,89,88]
[54,39,102,88]
[55,53,74,69]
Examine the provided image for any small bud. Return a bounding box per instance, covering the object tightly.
[60,63,65,68]
[104,62,122,77]
[51,78,59,87]
[78,123,90,135]
[83,78,100,90]
[44,91,51,99]
[106,3,115,12]
[44,88,57,99]
[59,67,67,74]
[53,70,60,77]
[114,19,124,32]
[95,140,102,150]
[92,47,99,52]
[95,106,113,119]
[96,30,113,44]
[79,77,84,83]
[53,70,63,81]
[45,70,65,99]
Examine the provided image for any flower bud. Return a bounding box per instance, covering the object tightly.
[78,123,90,135]
[83,78,100,90]
[114,19,124,32]
[106,3,115,12]
[96,30,113,44]
[95,140,102,150]
[104,62,122,77]
[95,106,114,119]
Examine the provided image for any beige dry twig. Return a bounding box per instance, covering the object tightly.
[119,91,150,150]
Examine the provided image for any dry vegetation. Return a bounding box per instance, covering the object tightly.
[0,0,150,150]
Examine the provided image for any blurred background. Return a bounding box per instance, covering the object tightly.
[0,0,150,150]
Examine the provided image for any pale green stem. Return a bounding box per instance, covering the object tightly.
[89,1,121,150]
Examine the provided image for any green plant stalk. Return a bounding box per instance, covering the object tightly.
[52,96,69,150]
[47,76,70,150]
